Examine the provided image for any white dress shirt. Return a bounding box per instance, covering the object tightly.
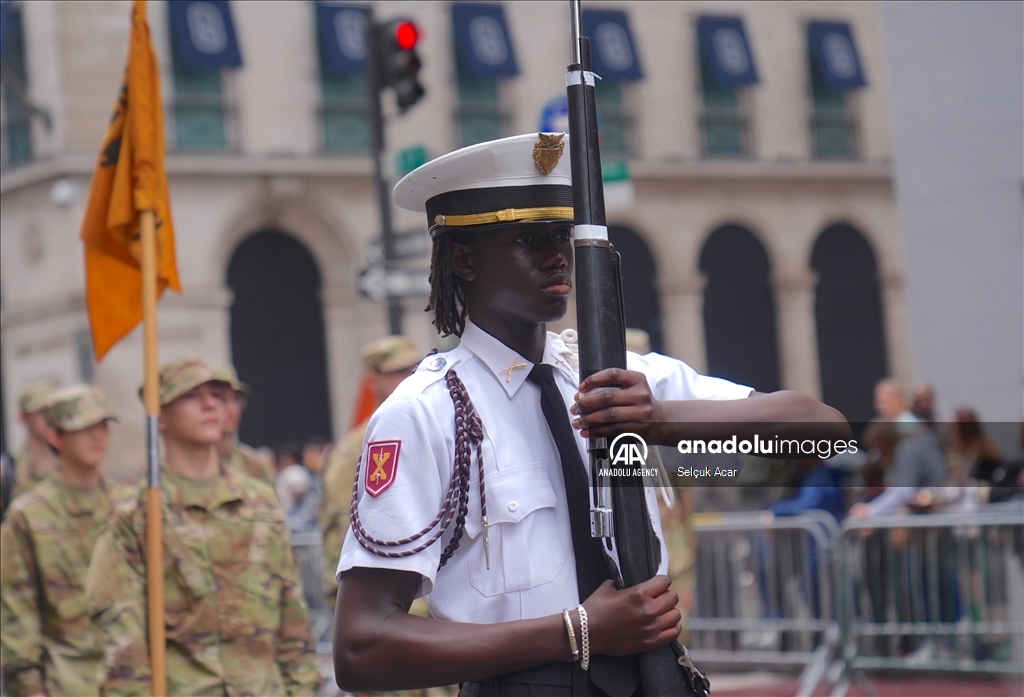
[337,320,751,624]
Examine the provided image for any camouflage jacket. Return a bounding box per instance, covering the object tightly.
[224,441,277,488]
[320,421,367,600]
[85,465,319,696]
[0,474,133,697]
[9,445,58,503]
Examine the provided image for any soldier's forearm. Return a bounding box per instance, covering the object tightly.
[333,568,571,692]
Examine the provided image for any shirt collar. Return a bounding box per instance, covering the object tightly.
[460,320,578,397]
[161,462,245,512]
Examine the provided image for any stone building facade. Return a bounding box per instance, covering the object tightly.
[0,0,909,476]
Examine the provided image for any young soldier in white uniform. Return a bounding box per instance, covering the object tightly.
[332,134,849,697]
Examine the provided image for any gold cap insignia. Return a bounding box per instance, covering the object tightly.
[533,133,565,175]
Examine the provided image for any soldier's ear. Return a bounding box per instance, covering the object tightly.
[451,241,477,283]
[44,426,62,455]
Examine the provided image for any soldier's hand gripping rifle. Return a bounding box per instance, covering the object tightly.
[565,2,709,694]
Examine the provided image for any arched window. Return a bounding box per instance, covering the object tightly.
[608,225,664,353]
[699,224,781,392]
[227,230,333,449]
[811,224,887,423]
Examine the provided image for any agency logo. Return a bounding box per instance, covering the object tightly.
[610,432,648,466]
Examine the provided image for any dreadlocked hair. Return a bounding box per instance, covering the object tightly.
[426,228,470,338]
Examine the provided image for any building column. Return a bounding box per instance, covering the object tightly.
[660,274,707,371]
[879,270,914,385]
[773,269,822,398]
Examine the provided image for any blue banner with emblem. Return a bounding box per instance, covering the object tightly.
[808,21,866,89]
[581,9,643,81]
[316,2,367,74]
[168,0,242,69]
[452,3,519,77]
[0,1,12,62]
[697,16,759,86]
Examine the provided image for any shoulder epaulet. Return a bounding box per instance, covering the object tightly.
[391,346,471,398]
[549,328,580,370]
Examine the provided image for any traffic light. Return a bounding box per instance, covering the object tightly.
[377,19,425,112]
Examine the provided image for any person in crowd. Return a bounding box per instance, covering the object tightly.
[321,336,422,602]
[213,363,277,486]
[331,133,848,695]
[281,463,318,534]
[873,378,918,424]
[910,382,937,427]
[85,356,319,696]
[988,420,1024,502]
[851,416,947,517]
[2,383,60,519]
[947,408,1003,485]
[1,385,131,697]
[763,457,846,522]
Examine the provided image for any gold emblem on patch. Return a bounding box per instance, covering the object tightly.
[533,133,565,175]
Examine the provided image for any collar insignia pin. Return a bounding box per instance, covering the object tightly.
[499,356,528,383]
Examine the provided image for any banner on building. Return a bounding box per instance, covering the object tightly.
[808,21,866,89]
[168,0,243,69]
[317,2,367,74]
[697,15,759,86]
[582,9,643,81]
[452,3,519,77]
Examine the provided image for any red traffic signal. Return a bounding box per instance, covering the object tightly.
[395,21,419,51]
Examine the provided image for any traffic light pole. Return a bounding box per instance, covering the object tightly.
[365,7,403,335]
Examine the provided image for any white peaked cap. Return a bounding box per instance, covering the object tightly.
[393,133,574,234]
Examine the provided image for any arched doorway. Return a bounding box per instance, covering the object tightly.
[699,224,781,392]
[227,230,333,449]
[608,225,664,353]
[811,224,888,424]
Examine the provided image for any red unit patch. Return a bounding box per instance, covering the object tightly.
[365,440,401,497]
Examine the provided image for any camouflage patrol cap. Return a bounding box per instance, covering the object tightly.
[19,381,59,414]
[211,363,251,395]
[360,336,423,373]
[156,356,230,406]
[44,384,118,431]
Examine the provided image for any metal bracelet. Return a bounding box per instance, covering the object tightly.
[562,608,579,661]
[577,605,590,670]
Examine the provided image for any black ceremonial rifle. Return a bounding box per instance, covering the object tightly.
[565,2,709,694]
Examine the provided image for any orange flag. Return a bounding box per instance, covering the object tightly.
[351,372,379,428]
[80,0,179,360]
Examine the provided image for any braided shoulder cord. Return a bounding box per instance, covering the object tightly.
[349,368,487,570]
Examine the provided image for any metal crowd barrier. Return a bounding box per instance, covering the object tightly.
[290,530,335,653]
[833,503,1024,696]
[689,512,841,697]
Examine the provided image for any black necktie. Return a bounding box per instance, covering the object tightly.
[527,364,639,697]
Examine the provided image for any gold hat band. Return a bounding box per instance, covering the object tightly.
[433,206,574,228]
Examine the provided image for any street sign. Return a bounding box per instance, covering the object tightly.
[357,264,430,301]
[396,144,428,175]
[539,96,569,133]
[367,228,431,261]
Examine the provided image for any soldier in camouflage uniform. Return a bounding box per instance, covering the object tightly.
[212,363,277,486]
[1,384,131,696]
[2,383,60,518]
[321,337,422,602]
[85,356,319,696]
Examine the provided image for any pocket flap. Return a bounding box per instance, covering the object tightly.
[465,463,558,538]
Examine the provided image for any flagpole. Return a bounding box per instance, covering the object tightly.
[140,208,167,697]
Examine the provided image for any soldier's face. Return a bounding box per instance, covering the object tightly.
[161,382,227,447]
[454,222,574,325]
[51,421,110,469]
[21,411,50,441]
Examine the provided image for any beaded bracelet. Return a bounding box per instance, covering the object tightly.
[562,608,579,661]
[577,605,590,670]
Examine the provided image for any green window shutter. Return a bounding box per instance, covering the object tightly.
[2,9,33,167]
[697,25,747,158]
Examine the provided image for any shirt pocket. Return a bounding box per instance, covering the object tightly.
[29,524,88,624]
[466,463,566,596]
